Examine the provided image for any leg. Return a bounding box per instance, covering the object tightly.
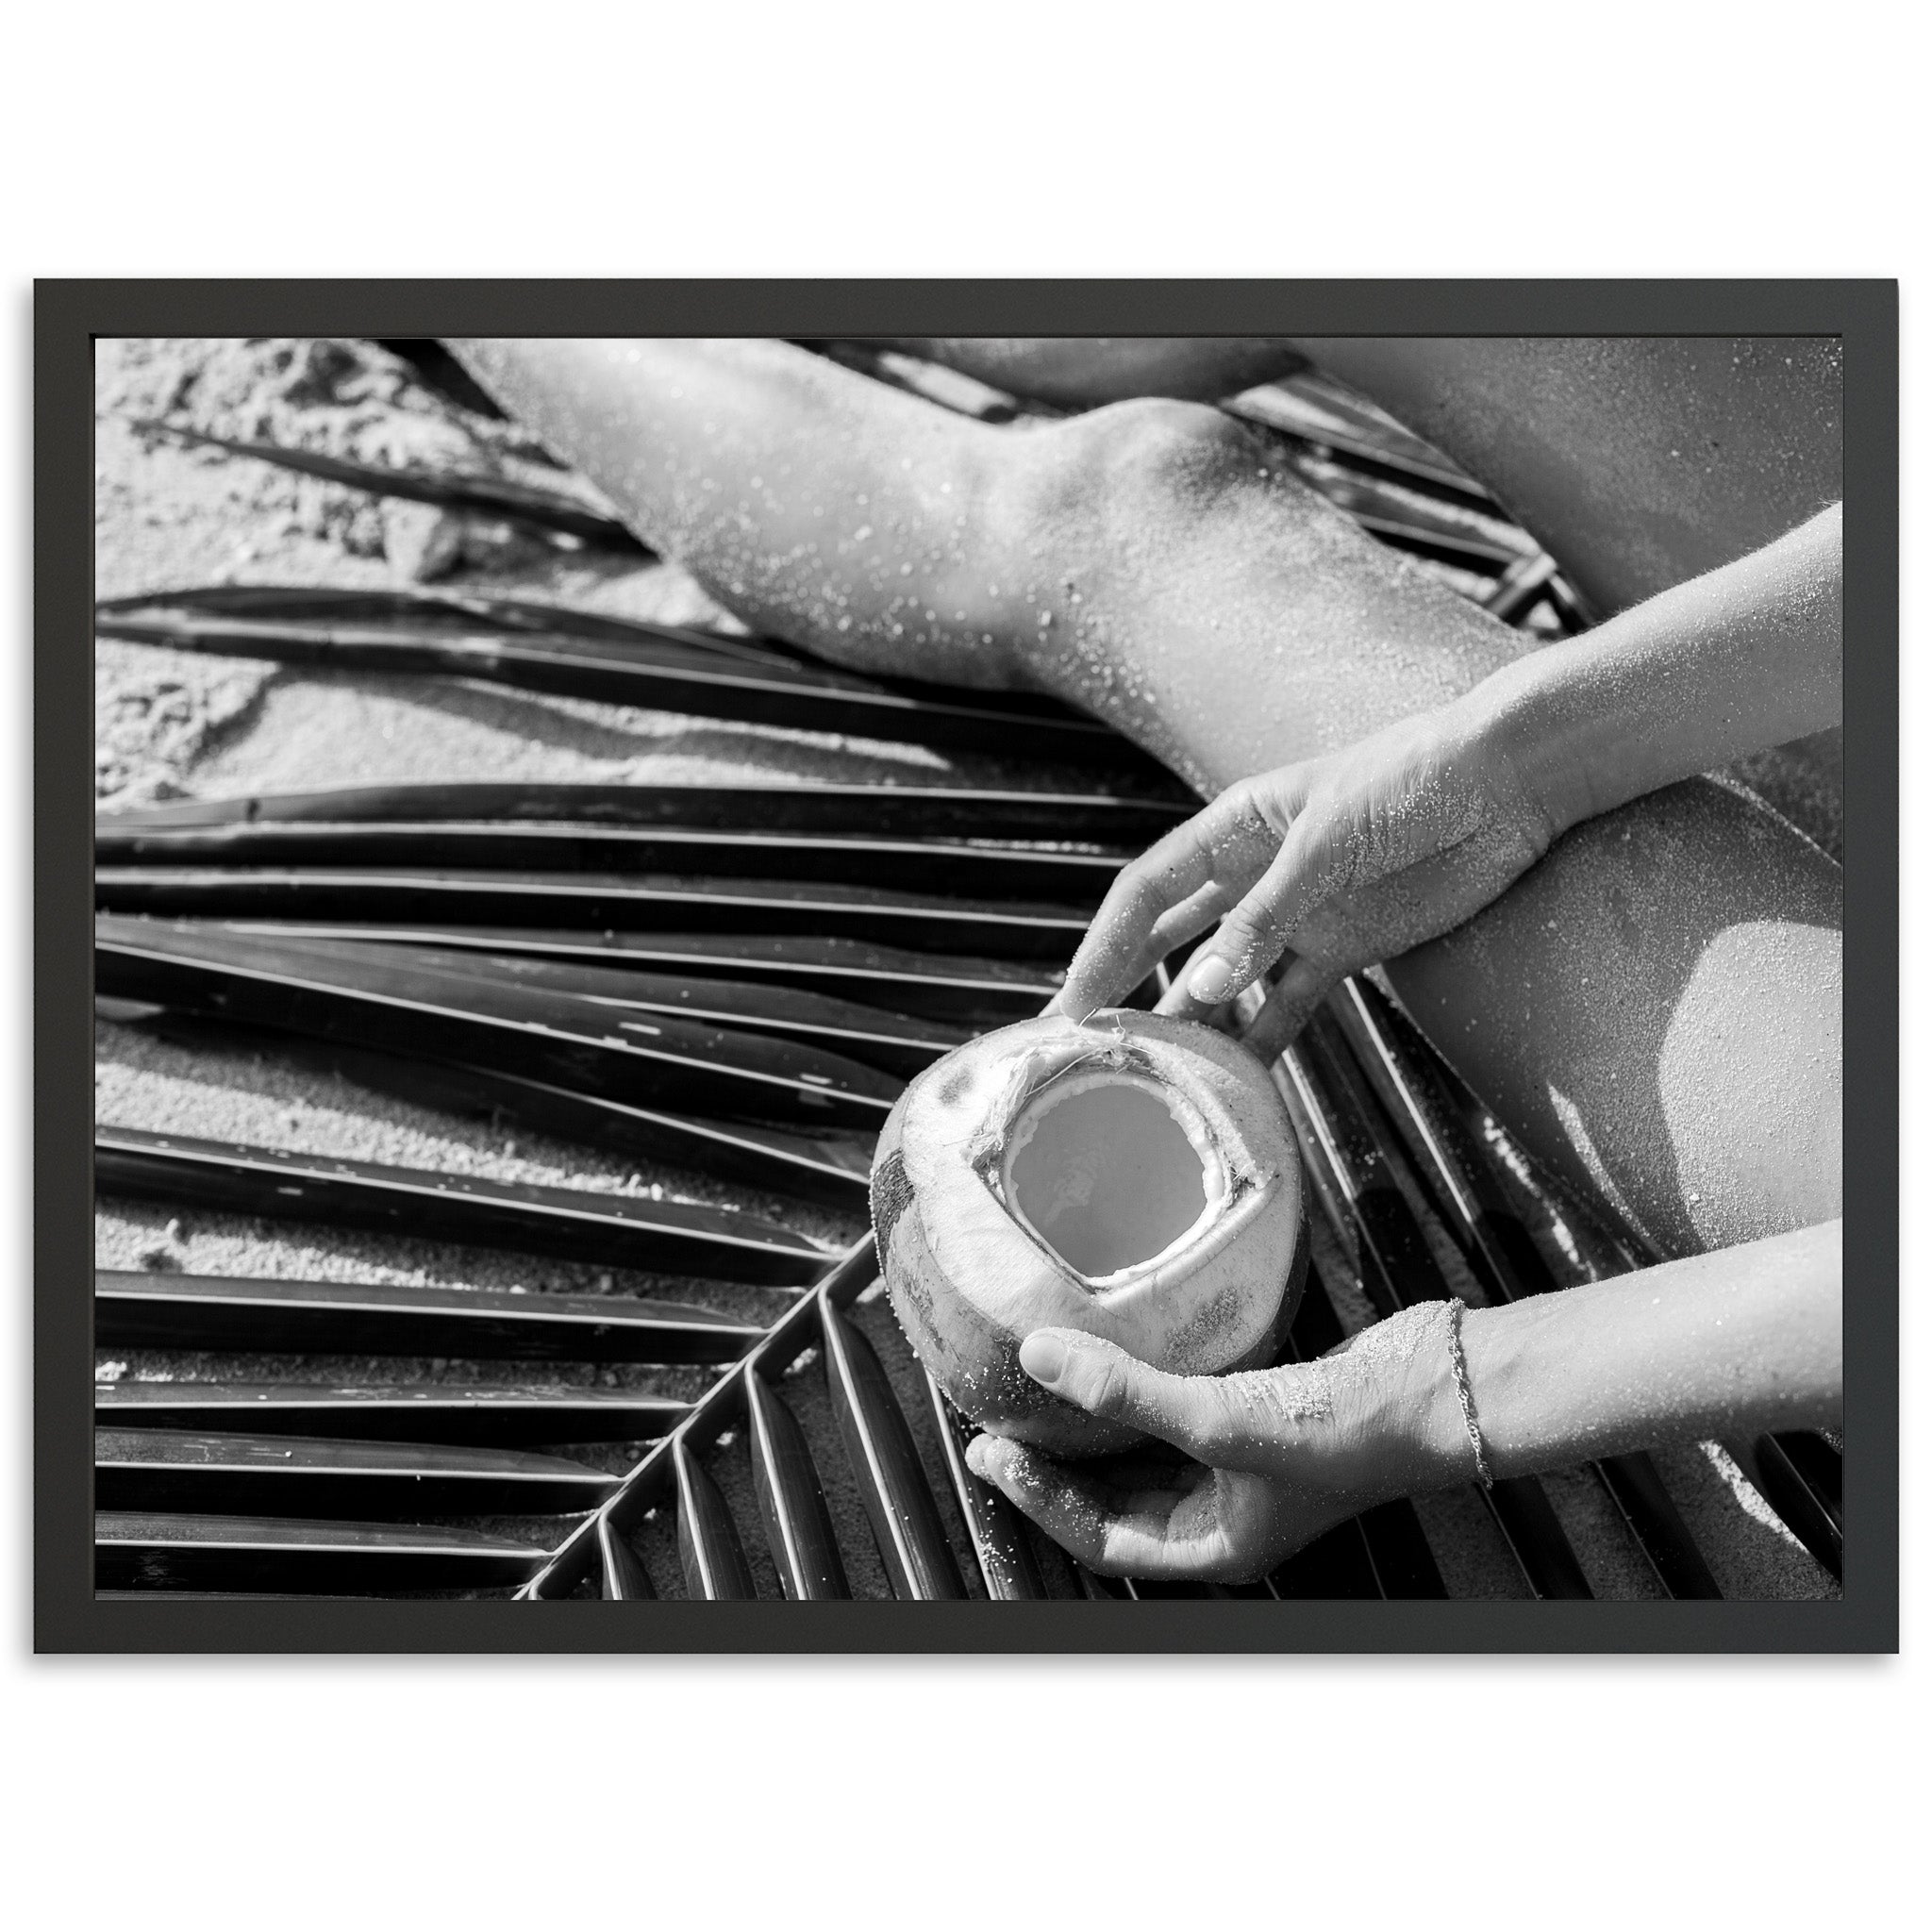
[451,341,1534,783]
[452,340,1841,1258]
[452,339,1031,691]
[887,335,1847,850]
[873,338,1310,408]
[879,336,1844,613]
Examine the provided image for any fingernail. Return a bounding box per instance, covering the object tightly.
[964,1436,1000,1479]
[1019,1331,1069,1386]
[1188,955,1236,1003]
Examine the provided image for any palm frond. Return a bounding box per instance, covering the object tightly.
[95,1129,833,1289]
[96,1268,767,1361]
[96,867,1089,959]
[95,586,1173,776]
[96,818,1123,904]
[127,418,648,553]
[96,1380,688,1447]
[95,1513,543,1594]
[98,917,902,1131]
[97,1430,620,1519]
[101,777,1186,843]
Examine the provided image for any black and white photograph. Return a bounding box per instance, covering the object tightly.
[14,13,1924,1922]
[67,322,1867,1616]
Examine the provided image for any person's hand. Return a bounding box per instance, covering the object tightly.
[1049,695,1559,1057]
[963,1306,1467,1583]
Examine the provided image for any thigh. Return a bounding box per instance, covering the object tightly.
[1291,336,1843,616]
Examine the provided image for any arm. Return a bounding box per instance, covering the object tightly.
[1451,1220,1840,1474]
[1056,503,1842,1051]
[968,1221,1842,1581]
[1491,501,1840,829]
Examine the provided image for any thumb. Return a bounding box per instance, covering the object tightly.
[1019,1329,1240,1464]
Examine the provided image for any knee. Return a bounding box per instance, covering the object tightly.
[1094,393,1259,463]
[1044,396,1259,517]
[991,396,1264,555]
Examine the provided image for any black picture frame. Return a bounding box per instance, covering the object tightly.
[38,278,1897,1654]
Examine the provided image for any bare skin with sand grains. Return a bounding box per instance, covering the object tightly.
[452,338,1843,1582]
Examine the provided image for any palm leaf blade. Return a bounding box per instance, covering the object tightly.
[104,778,1183,844]
[820,1296,967,1601]
[95,1380,687,1447]
[97,916,901,1130]
[95,1268,764,1363]
[746,1370,850,1601]
[673,1441,758,1601]
[96,818,1122,904]
[95,1512,543,1592]
[95,1428,619,1518]
[96,867,1088,960]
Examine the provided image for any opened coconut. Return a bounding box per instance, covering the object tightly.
[871,1010,1307,1457]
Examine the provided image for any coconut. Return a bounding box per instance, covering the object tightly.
[871,1009,1307,1457]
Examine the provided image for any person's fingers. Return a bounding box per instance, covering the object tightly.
[1014,1328,1256,1466]
[963,1436,1239,1579]
[1142,878,1243,973]
[1045,879,1235,1022]
[1158,798,1357,1018]
[963,1436,1163,1570]
[1053,791,1282,1020]
[1048,824,1219,1020]
[1071,891,1241,1022]
[1238,954,1340,1063]
[1221,830,1544,1042]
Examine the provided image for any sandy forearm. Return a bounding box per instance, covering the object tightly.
[1411,1221,1843,1483]
[1482,504,1842,833]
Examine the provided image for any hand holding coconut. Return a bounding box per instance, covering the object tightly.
[964,1301,1473,1583]
[873,1010,1308,1458]
[968,1224,1844,1584]
[991,508,1846,1583]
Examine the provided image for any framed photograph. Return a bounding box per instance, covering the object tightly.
[36,281,1896,1653]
